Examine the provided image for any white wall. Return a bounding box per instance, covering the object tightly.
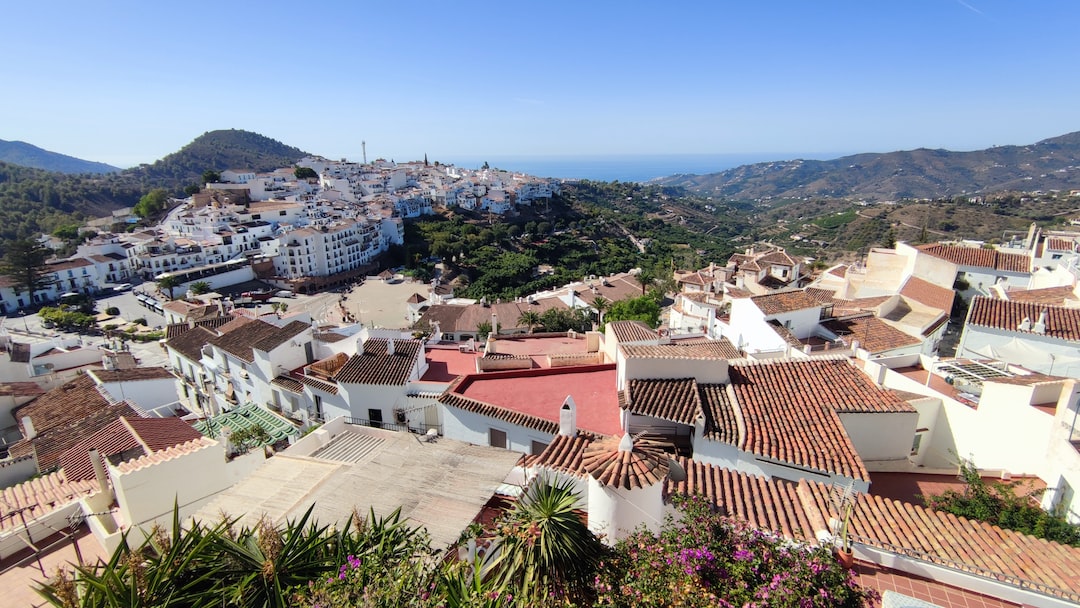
[838,412,918,463]
[957,325,1080,377]
[99,378,179,410]
[441,406,553,454]
[111,441,232,529]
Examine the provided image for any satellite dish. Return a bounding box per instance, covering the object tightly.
[667,457,687,483]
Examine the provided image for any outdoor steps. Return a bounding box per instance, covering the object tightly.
[312,431,385,463]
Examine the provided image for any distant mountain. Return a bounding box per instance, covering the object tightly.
[124,129,310,184]
[0,139,120,174]
[657,132,1080,201]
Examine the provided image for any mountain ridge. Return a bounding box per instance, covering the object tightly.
[656,131,1080,200]
[0,139,120,174]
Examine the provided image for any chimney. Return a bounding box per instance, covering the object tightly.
[21,415,36,440]
[559,395,577,438]
[88,448,112,498]
[387,338,395,356]
[1033,310,1047,334]
[618,433,634,453]
[491,313,498,335]
[1018,317,1032,331]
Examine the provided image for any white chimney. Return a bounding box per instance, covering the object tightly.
[21,416,36,440]
[1033,310,1048,334]
[387,338,395,356]
[618,433,634,452]
[559,395,578,438]
[491,313,498,335]
[88,448,111,497]
[1018,317,1032,331]
[619,407,631,433]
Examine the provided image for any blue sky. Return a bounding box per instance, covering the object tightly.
[2,1,1078,168]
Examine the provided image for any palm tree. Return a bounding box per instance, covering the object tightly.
[190,280,211,295]
[488,479,606,604]
[591,295,610,326]
[634,269,655,295]
[517,310,542,334]
[156,275,179,300]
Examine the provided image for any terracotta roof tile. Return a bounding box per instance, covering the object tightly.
[532,434,592,475]
[607,320,658,343]
[165,326,218,362]
[0,470,99,533]
[271,375,304,393]
[165,315,233,339]
[88,367,176,382]
[967,296,1080,341]
[417,298,568,334]
[666,459,817,542]
[698,383,739,444]
[900,276,956,311]
[917,243,1031,273]
[334,338,422,385]
[768,320,803,348]
[438,388,560,435]
[1002,285,1079,306]
[756,250,801,266]
[620,338,739,360]
[58,416,204,481]
[114,437,215,474]
[828,264,849,277]
[582,434,670,490]
[831,295,891,316]
[209,319,309,363]
[729,359,905,481]
[0,382,46,397]
[751,290,822,315]
[821,315,923,354]
[804,287,837,305]
[623,378,701,425]
[10,396,138,473]
[1046,236,1076,252]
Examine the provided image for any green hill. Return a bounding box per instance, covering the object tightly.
[0,139,120,174]
[0,130,310,253]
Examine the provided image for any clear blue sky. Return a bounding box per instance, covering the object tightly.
[2,1,1078,168]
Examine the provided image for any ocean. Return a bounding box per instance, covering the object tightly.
[436,153,806,183]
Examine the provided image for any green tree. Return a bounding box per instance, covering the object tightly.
[189,280,211,295]
[134,188,169,219]
[183,184,201,196]
[156,275,180,300]
[294,167,318,180]
[605,294,661,328]
[202,169,221,184]
[476,320,492,340]
[591,295,610,325]
[517,310,542,333]
[1,238,54,299]
[52,224,81,240]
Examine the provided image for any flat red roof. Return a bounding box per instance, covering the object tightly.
[422,348,481,382]
[456,366,622,436]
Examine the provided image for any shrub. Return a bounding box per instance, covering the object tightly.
[105,306,120,316]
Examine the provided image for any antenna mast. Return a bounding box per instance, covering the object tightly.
[362,141,367,164]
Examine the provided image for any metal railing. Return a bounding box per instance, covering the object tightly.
[344,417,441,436]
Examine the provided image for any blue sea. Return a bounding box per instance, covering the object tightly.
[438,153,804,183]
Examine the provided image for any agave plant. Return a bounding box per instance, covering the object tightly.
[487,478,606,604]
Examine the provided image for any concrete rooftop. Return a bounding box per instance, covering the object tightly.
[194,425,520,548]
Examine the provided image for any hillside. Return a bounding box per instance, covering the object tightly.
[124,129,309,183]
[658,132,1080,201]
[0,130,310,252]
[0,139,120,174]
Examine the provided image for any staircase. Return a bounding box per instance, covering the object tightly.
[311,431,385,463]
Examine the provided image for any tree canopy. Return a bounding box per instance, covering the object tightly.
[1,238,54,297]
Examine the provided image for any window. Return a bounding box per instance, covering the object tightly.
[531,440,548,455]
[489,428,507,449]
[280,210,287,216]
[910,433,923,456]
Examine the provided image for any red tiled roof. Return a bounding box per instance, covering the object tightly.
[165,315,234,339]
[532,434,592,475]
[209,319,309,363]
[728,359,908,481]
[768,320,803,348]
[832,295,891,316]
[757,250,801,266]
[271,375,304,393]
[620,339,739,360]
[10,399,138,472]
[0,470,99,533]
[623,378,701,425]
[822,315,923,354]
[917,243,1031,273]
[165,326,218,362]
[582,434,670,490]
[751,290,822,315]
[666,458,817,542]
[804,287,837,305]
[1046,236,1076,252]
[58,416,204,481]
[334,338,422,385]
[0,382,46,397]
[607,320,658,343]
[967,296,1080,341]
[697,383,738,444]
[900,276,956,311]
[1001,285,1078,306]
[828,265,849,277]
[88,367,176,382]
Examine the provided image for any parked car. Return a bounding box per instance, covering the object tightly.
[274,290,296,298]
[113,283,133,293]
